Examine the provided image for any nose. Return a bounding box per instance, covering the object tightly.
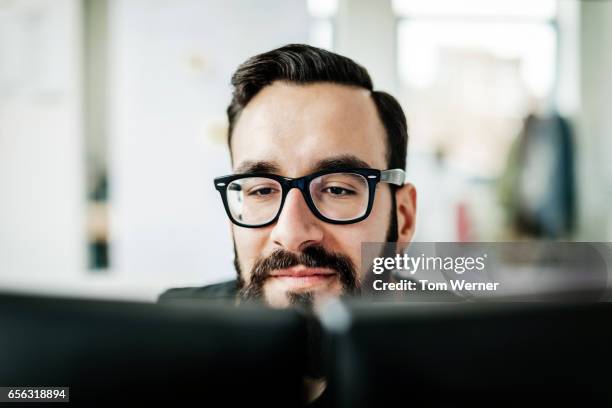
[270,188,324,252]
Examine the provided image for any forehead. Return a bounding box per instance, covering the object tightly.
[230,81,387,176]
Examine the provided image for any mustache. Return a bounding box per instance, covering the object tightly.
[238,245,360,301]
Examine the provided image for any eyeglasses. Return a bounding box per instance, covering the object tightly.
[214,168,405,228]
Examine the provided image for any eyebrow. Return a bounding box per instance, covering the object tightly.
[313,154,373,172]
[233,160,281,175]
[233,154,373,176]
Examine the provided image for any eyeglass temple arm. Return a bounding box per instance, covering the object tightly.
[380,169,406,186]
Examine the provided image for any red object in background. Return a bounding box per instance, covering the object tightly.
[457,202,471,242]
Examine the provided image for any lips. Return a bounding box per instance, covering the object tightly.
[268,266,336,291]
[269,266,336,278]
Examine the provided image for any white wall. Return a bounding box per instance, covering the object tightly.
[335,0,396,92]
[0,0,86,289]
[577,0,612,240]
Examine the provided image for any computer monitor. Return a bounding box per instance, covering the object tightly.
[323,301,612,407]
[0,292,308,406]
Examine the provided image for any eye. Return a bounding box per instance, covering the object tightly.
[323,186,355,196]
[247,186,278,196]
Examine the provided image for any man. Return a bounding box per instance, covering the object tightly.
[159,44,416,310]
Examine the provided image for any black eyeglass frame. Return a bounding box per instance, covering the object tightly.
[213,168,405,228]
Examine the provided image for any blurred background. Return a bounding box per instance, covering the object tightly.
[0,0,610,301]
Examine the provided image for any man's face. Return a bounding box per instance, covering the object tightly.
[230,81,393,308]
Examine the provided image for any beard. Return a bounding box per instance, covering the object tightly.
[237,244,360,309]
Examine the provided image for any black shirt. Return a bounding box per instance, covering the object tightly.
[157,280,238,304]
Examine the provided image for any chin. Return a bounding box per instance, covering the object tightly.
[263,281,345,309]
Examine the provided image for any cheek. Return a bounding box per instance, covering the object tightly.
[364,185,393,239]
[232,226,271,281]
[325,191,392,274]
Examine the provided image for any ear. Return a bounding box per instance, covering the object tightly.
[395,183,417,252]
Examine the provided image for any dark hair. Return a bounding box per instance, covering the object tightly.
[226,44,408,170]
